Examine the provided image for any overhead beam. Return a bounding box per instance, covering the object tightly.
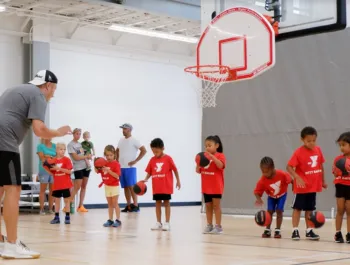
[98,0,200,20]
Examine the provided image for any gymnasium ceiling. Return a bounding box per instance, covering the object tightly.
[0,0,201,39]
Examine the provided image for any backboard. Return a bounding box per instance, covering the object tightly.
[223,0,347,40]
[197,7,276,83]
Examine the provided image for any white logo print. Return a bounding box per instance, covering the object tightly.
[270,180,281,196]
[309,155,318,168]
[155,163,164,172]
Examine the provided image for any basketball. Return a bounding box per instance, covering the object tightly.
[43,157,56,170]
[133,181,147,196]
[94,157,107,170]
[308,211,325,229]
[254,210,272,227]
[195,152,210,167]
[334,157,350,176]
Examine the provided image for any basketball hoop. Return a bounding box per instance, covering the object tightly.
[184,65,235,108]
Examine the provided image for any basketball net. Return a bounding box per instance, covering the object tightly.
[184,65,232,108]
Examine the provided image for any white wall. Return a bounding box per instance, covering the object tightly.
[49,42,202,205]
[0,33,32,174]
[0,34,25,94]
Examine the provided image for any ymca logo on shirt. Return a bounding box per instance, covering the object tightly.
[308,155,318,167]
[269,180,281,196]
[153,162,165,178]
[155,163,163,172]
[305,155,322,175]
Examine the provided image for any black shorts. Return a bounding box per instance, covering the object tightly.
[0,151,21,186]
[74,168,91,180]
[291,192,316,211]
[52,189,71,198]
[335,184,350,200]
[153,194,171,201]
[203,193,222,203]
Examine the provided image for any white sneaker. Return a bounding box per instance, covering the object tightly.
[2,240,40,259]
[151,222,162,231]
[162,222,170,231]
[0,235,7,256]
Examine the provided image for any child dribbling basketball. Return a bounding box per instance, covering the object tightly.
[333,132,350,243]
[143,138,181,231]
[196,135,226,234]
[49,143,73,225]
[254,157,292,238]
[286,126,327,240]
[95,145,122,228]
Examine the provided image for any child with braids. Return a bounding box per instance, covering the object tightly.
[254,157,292,238]
[196,135,226,234]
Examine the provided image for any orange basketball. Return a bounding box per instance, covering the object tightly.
[94,157,107,170]
[43,157,56,171]
[254,210,272,227]
[308,211,325,229]
[195,152,210,167]
[133,181,147,196]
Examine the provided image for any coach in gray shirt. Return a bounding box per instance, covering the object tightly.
[0,70,71,259]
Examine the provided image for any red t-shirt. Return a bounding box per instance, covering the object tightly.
[51,156,73,191]
[97,160,121,186]
[333,155,350,186]
[145,154,177,195]
[287,145,325,194]
[200,152,226,195]
[254,169,292,198]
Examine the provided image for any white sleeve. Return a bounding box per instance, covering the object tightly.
[133,138,142,149]
[117,138,122,149]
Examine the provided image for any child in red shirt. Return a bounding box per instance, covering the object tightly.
[196,135,226,234]
[49,143,73,225]
[254,157,292,238]
[143,138,181,231]
[286,126,327,240]
[333,132,350,243]
[95,145,122,228]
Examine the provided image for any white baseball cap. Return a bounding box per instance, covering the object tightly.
[29,70,58,86]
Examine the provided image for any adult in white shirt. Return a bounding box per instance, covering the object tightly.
[116,123,146,212]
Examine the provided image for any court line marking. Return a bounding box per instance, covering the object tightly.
[229,253,341,265]
[203,241,350,255]
[294,257,350,265]
[41,256,90,264]
[219,232,340,244]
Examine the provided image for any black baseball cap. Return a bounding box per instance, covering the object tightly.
[29,70,58,86]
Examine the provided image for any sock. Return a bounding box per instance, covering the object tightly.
[55,212,59,217]
[306,228,312,233]
[293,227,298,231]
[336,230,341,233]
[66,212,70,217]
[275,228,280,232]
[265,228,271,231]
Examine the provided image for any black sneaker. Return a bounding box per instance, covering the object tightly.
[346,232,350,243]
[306,229,320,240]
[274,229,281,238]
[292,229,300,240]
[334,231,344,243]
[130,204,140,212]
[262,229,271,238]
[121,205,130,212]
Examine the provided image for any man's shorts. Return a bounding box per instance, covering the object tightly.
[120,168,137,188]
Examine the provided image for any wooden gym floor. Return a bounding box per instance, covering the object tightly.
[5,206,350,265]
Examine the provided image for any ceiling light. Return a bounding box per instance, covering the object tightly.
[0,5,6,12]
[108,24,198,43]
